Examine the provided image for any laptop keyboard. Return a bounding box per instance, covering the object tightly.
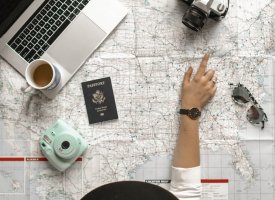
[8,0,90,63]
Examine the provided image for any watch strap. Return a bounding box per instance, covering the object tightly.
[179,109,189,115]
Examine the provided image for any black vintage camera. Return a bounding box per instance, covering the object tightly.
[182,0,229,31]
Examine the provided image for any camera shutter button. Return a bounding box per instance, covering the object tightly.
[217,4,225,12]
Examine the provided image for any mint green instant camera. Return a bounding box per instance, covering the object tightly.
[39,119,87,172]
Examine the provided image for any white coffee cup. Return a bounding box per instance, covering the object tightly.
[24,59,61,92]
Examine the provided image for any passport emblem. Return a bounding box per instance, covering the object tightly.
[92,90,106,104]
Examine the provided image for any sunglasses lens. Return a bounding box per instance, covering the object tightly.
[233,95,249,103]
[246,105,263,124]
[232,87,250,104]
[247,106,259,120]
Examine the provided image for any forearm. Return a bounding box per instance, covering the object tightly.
[172,53,215,169]
[173,115,200,168]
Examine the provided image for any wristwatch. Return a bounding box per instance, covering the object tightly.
[179,108,201,120]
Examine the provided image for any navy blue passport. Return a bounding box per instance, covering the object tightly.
[82,77,118,124]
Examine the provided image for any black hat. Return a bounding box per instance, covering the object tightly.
[81,181,178,200]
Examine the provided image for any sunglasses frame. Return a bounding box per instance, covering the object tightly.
[229,83,268,129]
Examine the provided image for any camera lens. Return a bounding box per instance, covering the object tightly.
[182,6,208,31]
[61,141,70,149]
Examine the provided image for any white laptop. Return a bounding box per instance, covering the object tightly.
[0,0,127,99]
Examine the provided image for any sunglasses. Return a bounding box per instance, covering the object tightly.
[229,83,268,129]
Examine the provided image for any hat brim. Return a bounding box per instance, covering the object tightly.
[81,181,178,200]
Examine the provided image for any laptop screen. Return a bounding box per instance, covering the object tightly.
[0,0,33,37]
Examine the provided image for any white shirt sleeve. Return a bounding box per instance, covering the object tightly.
[169,166,201,200]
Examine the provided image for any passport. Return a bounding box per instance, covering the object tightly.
[82,77,118,124]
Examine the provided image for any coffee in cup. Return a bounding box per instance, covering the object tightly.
[24,59,61,92]
[33,63,53,87]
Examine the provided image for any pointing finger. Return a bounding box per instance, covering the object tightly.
[195,53,209,79]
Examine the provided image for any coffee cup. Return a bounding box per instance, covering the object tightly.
[23,59,61,93]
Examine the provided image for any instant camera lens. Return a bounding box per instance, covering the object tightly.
[182,6,208,31]
[61,141,70,149]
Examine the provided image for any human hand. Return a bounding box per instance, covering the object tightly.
[181,54,217,110]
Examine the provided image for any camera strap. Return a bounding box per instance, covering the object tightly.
[221,0,230,18]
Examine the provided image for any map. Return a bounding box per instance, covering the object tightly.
[0,0,274,199]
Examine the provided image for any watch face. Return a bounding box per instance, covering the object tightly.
[188,108,201,120]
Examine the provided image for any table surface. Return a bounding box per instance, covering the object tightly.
[0,0,275,199]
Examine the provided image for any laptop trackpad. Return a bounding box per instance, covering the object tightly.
[48,13,106,74]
